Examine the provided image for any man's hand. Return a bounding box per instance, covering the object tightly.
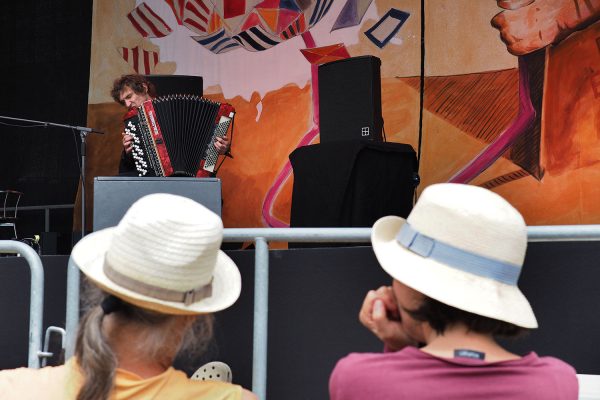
[122,132,133,154]
[492,0,600,55]
[358,286,417,352]
[214,135,230,155]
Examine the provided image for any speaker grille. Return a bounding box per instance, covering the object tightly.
[318,56,383,143]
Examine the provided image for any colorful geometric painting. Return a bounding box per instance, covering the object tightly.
[148,0,335,53]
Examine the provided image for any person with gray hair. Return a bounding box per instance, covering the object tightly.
[329,183,578,399]
[0,193,256,400]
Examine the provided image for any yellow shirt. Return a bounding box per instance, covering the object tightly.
[0,358,242,400]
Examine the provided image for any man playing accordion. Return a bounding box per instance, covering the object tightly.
[111,74,231,176]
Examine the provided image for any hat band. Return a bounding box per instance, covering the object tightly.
[103,261,213,306]
[396,223,521,285]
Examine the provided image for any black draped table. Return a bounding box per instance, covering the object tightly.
[289,140,418,229]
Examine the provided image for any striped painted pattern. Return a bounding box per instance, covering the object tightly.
[120,46,159,74]
[279,14,307,40]
[401,70,518,143]
[127,2,172,38]
[232,25,281,51]
[191,29,241,53]
[307,0,334,26]
[185,0,335,53]
[165,0,185,24]
[182,0,212,34]
[191,23,282,53]
[480,169,529,189]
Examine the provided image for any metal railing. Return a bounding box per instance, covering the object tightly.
[6,224,600,399]
[0,240,45,368]
[223,228,372,399]
[62,225,600,399]
[8,204,74,232]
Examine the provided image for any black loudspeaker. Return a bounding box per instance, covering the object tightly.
[144,75,203,97]
[318,56,383,143]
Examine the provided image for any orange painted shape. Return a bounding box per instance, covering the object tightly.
[543,22,600,175]
[209,11,223,32]
[240,11,262,30]
[299,43,350,65]
[256,8,279,33]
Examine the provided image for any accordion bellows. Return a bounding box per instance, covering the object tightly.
[125,95,235,177]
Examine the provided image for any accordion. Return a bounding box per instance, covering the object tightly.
[124,95,235,177]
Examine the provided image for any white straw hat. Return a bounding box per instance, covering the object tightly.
[371,183,537,328]
[71,193,241,315]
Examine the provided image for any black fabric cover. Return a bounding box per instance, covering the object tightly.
[289,140,417,229]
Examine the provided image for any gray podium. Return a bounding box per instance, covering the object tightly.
[93,177,222,231]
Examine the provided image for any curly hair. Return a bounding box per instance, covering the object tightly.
[110,74,157,105]
[406,296,528,338]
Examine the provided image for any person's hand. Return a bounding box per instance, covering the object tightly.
[214,135,230,155]
[359,286,417,352]
[491,0,600,55]
[122,132,133,154]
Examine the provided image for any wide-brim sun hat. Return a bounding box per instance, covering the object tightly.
[371,183,537,328]
[71,193,241,315]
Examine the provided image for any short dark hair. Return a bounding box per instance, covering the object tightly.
[406,296,528,338]
[110,74,157,105]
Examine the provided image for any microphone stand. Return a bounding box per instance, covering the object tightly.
[0,115,104,240]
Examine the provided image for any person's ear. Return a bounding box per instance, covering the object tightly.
[142,83,148,94]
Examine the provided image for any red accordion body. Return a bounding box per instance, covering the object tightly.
[124,95,235,177]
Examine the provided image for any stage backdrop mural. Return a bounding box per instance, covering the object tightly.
[81,0,600,231]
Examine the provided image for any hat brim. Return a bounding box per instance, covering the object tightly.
[371,216,538,329]
[72,228,241,315]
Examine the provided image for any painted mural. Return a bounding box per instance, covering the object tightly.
[82,0,600,231]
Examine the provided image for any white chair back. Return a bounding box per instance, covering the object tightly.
[579,374,600,400]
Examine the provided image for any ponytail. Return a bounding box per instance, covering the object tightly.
[75,306,117,400]
[73,286,216,400]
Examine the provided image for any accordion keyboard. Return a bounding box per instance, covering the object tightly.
[203,111,235,173]
[123,96,235,177]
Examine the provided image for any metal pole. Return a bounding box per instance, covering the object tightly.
[223,225,600,244]
[80,132,86,240]
[0,241,44,368]
[64,256,80,359]
[252,237,269,400]
[527,225,600,242]
[224,227,372,243]
[45,208,50,233]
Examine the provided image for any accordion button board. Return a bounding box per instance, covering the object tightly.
[124,95,235,177]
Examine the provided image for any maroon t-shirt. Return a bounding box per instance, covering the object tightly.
[329,346,578,400]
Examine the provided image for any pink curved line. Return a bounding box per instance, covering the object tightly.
[448,56,535,184]
[261,126,320,227]
[261,31,320,227]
